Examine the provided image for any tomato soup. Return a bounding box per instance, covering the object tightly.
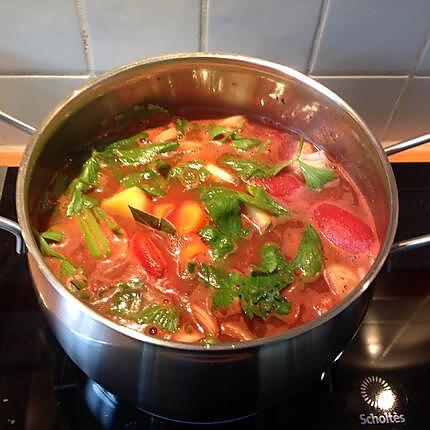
[38,105,379,343]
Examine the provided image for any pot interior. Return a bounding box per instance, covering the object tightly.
[20,53,396,312]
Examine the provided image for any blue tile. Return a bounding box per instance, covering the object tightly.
[384,77,430,141]
[416,40,430,75]
[0,77,88,127]
[312,0,430,75]
[207,0,323,72]
[315,77,405,138]
[86,0,201,72]
[0,0,87,74]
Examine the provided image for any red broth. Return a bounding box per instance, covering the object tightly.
[39,107,379,344]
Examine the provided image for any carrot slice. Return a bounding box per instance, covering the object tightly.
[175,200,206,235]
[153,203,175,219]
[180,237,209,265]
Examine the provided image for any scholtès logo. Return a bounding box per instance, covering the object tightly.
[358,376,406,425]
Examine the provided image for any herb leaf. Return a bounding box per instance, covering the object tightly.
[199,226,235,260]
[292,224,323,279]
[120,169,167,196]
[218,155,274,179]
[199,186,249,259]
[199,184,289,257]
[137,304,179,332]
[39,230,87,291]
[297,161,336,190]
[66,152,100,216]
[129,206,177,235]
[92,206,123,235]
[77,208,111,258]
[208,124,238,142]
[238,243,292,318]
[199,186,249,240]
[174,118,192,135]
[111,141,179,166]
[237,274,291,319]
[198,264,239,308]
[231,136,262,151]
[110,289,144,319]
[198,244,292,319]
[40,230,64,243]
[168,161,211,189]
[218,155,291,180]
[295,135,336,190]
[238,185,290,216]
[99,131,149,158]
[257,243,290,275]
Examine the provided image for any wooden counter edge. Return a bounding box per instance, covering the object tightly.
[1,143,430,167]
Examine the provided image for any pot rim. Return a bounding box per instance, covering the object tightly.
[16,52,399,352]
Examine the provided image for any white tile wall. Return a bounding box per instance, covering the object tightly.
[0,0,87,74]
[315,77,406,139]
[0,1,429,149]
[207,0,323,72]
[86,0,201,73]
[312,0,430,75]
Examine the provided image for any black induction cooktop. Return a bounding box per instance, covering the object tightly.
[0,165,429,430]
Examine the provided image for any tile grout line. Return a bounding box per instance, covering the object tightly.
[74,0,96,76]
[306,0,331,75]
[0,75,91,79]
[381,24,430,140]
[199,0,209,51]
[309,74,410,79]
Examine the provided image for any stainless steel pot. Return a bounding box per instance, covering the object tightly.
[1,53,430,423]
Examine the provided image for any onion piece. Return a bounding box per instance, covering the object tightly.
[191,304,219,337]
[206,163,236,184]
[243,204,272,233]
[221,320,255,341]
[153,127,178,143]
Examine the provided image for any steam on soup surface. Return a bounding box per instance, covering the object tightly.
[38,106,379,344]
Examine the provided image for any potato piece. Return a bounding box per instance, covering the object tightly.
[101,186,149,219]
[324,263,359,297]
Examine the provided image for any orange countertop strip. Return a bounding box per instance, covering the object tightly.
[1,143,430,167]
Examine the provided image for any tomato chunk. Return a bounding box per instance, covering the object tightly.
[130,230,167,278]
[249,172,301,197]
[313,203,374,254]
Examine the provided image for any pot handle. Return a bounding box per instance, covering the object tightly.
[0,109,36,135]
[384,134,430,254]
[384,133,430,156]
[0,111,34,255]
[0,216,25,254]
